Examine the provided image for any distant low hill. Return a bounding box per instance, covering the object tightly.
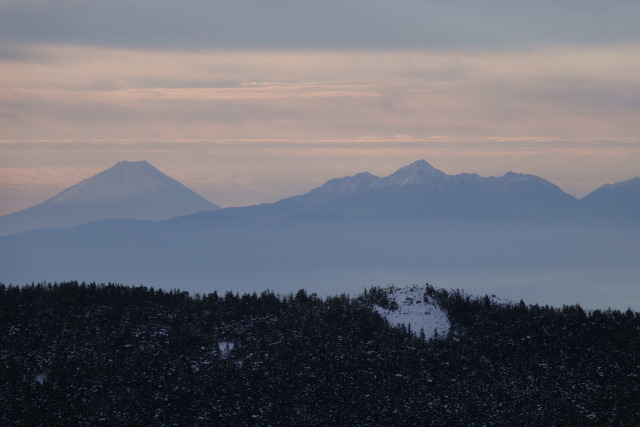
[0,161,219,235]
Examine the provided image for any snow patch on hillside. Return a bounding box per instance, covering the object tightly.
[218,341,235,354]
[35,371,48,384]
[373,286,450,340]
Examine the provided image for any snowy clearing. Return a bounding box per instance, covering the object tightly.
[218,341,235,356]
[34,371,47,384]
[373,286,450,340]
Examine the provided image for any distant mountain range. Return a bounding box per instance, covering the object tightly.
[0,161,219,235]
[1,159,638,235]
[285,160,578,219]
[581,176,640,217]
[189,159,638,224]
[0,159,638,309]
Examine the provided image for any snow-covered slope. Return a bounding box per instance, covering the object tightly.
[373,286,450,340]
[45,160,199,205]
[298,172,379,204]
[284,159,577,219]
[0,161,219,235]
[585,177,640,200]
[369,159,448,189]
[581,177,640,219]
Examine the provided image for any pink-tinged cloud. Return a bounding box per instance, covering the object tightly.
[2,44,640,141]
[1,44,639,213]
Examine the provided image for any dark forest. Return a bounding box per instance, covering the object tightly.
[1,282,638,425]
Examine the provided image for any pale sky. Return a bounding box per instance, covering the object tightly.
[1,1,640,215]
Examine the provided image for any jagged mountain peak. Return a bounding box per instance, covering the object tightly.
[407,159,436,169]
[582,177,640,215]
[589,177,640,196]
[500,171,552,182]
[371,159,448,188]
[283,159,579,218]
[287,171,380,206]
[394,159,444,176]
[314,172,379,194]
[502,171,531,179]
[294,160,448,201]
[497,171,561,187]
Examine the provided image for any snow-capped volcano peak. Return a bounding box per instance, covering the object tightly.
[0,161,220,235]
[44,160,195,205]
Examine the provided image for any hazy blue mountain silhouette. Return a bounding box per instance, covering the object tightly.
[580,177,640,221]
[1,159,639,309]
[189,160,581,223]
[287,160,578,220]
[0,160,219,235]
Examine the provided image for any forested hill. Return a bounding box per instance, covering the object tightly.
[1,282,639,425]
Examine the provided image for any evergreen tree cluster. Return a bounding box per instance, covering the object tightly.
[1,282,639,425]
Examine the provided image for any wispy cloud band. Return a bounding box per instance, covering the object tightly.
[2,44,640,142]
[1,43,639,213]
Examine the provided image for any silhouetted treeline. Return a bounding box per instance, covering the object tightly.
[1,282,639,425]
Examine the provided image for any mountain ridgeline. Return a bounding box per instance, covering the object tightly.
[184,159,638,224]
[1,159,638,235]
[284,160,580,221]
[0,159,638,309]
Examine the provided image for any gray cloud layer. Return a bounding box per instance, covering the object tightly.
[2,0,639,50]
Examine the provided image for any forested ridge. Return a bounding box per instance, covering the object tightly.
[1,282,639,425]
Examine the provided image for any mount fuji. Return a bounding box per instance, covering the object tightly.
[0,161,219,235]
